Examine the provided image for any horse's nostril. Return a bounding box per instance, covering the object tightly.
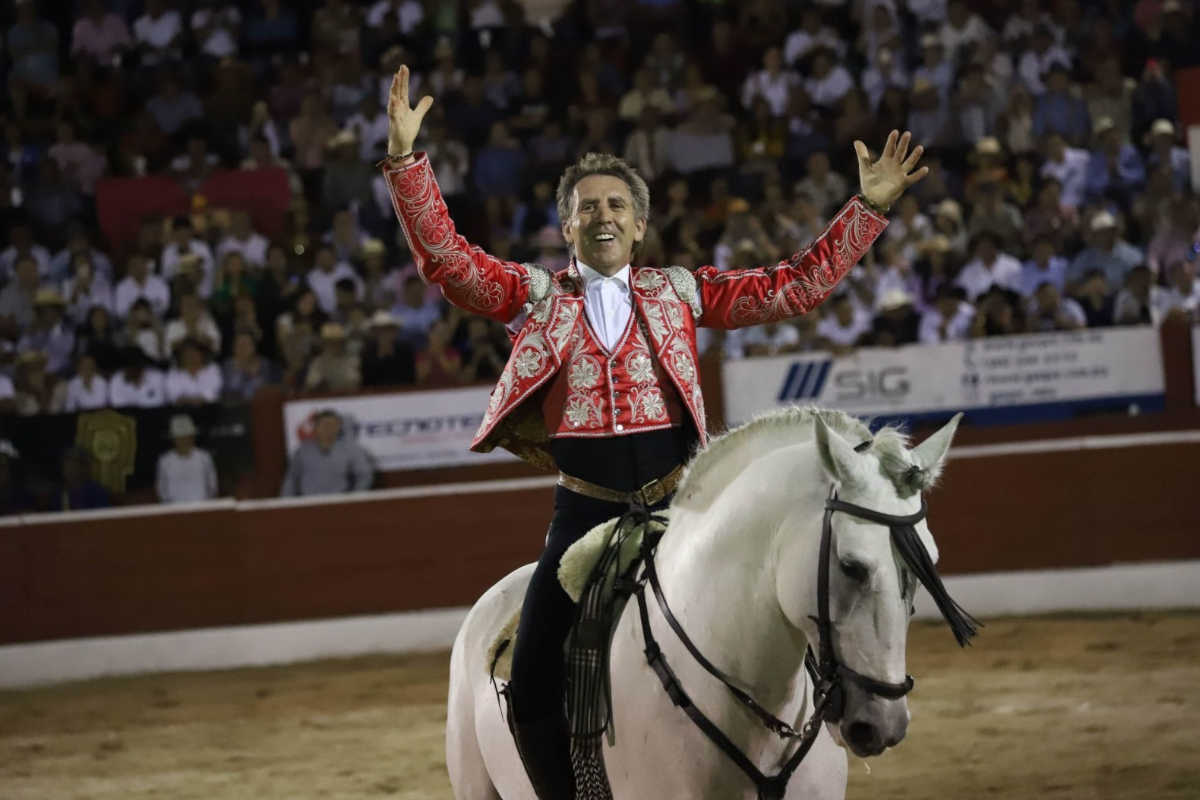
[846,721,879,751]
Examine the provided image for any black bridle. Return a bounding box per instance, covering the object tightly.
[627,476,979,800]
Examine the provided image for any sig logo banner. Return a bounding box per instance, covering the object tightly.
[283,387,518,470]
[724,327,1164,426]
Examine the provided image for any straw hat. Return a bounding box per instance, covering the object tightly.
[320,322,347,339]
[1090,210,1117,231]
[877,288,914,312]
[33,287,65,307]
[368,310,399,329]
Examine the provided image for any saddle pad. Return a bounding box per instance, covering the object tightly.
[487,511,670,682]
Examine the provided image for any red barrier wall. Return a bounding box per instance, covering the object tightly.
[3,433,1199,646]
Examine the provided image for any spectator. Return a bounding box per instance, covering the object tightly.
[391,275,442,348]
[145,74,204,137]
[75,305,122,374]
[215,211,269,269]
[0,221,51,281]
[794,151,849,219]
[280,409,374,496]
[816,292,871,351]
[166,338,223,405]
[289,95,339,191]
[913,35,953,101]
[1066,211,1144,290]
[346,93,390,161]
[12,350,57,415]
[169,133,220,194]
[361,311,415,386]
[1039,132,1090,210]
[52,224,114,283]
[0,255,44,335]
[969,286,1026,337]
[416,318,464,386]
[906,78,953,149]
[1113,265,1163,325]
[307,245,362,315]
[869,290,921,347]
[62,352,109,412]
[114,254,171,319]
[133,0,184,65]
[940,0,992,63]
[1017,25,1071,96]
[784,7,842,67]
[48,122,107,197]
[304,322,361,392]
[1023,177,1078,252]
[919,284,976,344]
[25,159,84,239]
[222,329,278,401]
[156,414,218,503]
[460,316,507,383]
[1144,118,1191,194]
[18,288,75,376]
[956,232,1023,301]
[165,293,222,356]
[1146,202,1199,275]
[59,255,114,326]
[71,0,132,65]
[1033,63,1090,145]
[191,0,242,59]
[1027,283,1087,332]
[326,209,366,263]
[109,348,167,408]
[967,180,1024,252]
[666,87,736,175]
[1020,236,1070,297]
[1158,260,1200,321]
[742,320,803,356]
[1085,117,1146,203]
[51,447,111,511]
[7,1,60,110]
[320,130,374,220]
[122,297,167,364]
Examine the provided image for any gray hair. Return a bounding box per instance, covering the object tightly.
[555,152,651,234]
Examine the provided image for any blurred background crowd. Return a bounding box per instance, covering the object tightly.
[0,0,1197,509]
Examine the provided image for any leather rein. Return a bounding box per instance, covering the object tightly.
[626,478,971,800]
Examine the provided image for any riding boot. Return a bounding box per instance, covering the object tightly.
[512,714,576,800]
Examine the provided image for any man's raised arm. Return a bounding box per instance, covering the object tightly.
[696,131,929,329]
[378,66,531,323]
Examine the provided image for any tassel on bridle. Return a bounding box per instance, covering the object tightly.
[891,523,980,647]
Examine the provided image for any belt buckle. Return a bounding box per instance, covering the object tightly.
[637,474,666,506]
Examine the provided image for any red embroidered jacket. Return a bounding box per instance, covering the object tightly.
[380,154,888,469]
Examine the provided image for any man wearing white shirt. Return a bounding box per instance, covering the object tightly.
[307,245,363,314]
[156,414,218,503]
[346,95,391,161]
[1040,133,1089,209]
[132,0,183,65]
[1019,237,1069,297]
[741,47,800,117]
[165,339,223,405]
[0,222,51,280]
[919,285,976,343]
[803,46,854,109]
[114,254,171,319]
[164,293,222,356]
[109,351,167,408]
[63,353,109,411]
[215,211,269,268]
[367,0,424,32]
[955,232,1023,301]
[783,8,845,66]
[62,257,114,325]
[816,293,872,347]
[938,0,992,63]
[160,218,215,296]
[190,3,241,58]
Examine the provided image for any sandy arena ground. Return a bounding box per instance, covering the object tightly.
[1,612,1198,799]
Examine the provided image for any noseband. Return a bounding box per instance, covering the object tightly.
[627,465,978,800]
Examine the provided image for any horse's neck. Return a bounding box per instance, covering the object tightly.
[656,446,827,711]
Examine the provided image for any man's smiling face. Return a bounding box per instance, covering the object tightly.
[562,174,646,276]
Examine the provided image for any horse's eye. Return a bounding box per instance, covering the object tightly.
[839,559,869,583]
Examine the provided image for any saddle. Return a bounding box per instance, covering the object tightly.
[489,508,669,799]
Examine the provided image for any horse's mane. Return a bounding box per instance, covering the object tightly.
[678,405,926,510]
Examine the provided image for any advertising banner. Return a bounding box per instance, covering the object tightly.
[723,327,1165,426]
[282,387,517,470]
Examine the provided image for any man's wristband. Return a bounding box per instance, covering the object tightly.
[384,151,415,163]
[857,193,890,215]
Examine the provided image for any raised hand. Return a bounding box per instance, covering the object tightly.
[387,65,433,157]
[853,130,929,213]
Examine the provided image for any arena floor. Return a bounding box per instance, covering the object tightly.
[1,612,1198,799]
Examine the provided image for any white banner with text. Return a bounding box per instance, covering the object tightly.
[283,387,517,470]
[723,327,1165,425]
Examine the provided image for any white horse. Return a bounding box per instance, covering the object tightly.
[447,407,964,799]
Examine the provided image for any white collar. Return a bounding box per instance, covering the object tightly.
[576,260,631,290]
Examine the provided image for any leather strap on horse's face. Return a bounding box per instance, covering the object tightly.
[816,484,980,720]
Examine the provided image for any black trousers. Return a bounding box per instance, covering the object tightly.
[508,428,692,722]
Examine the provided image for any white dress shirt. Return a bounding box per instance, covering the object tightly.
[165,364,223,404]
[109,369,166,407]
[157,447,218,503]
[64,375,109,411]
[577,261,633,351]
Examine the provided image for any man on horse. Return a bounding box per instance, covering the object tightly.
[380,64,928,799]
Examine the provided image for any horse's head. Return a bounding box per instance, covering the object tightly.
[775,414,962,758]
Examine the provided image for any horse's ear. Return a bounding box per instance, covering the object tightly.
[814,416,862,488]
[910,412,962,486]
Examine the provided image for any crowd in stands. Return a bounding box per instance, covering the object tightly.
[0,0,1198,509]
